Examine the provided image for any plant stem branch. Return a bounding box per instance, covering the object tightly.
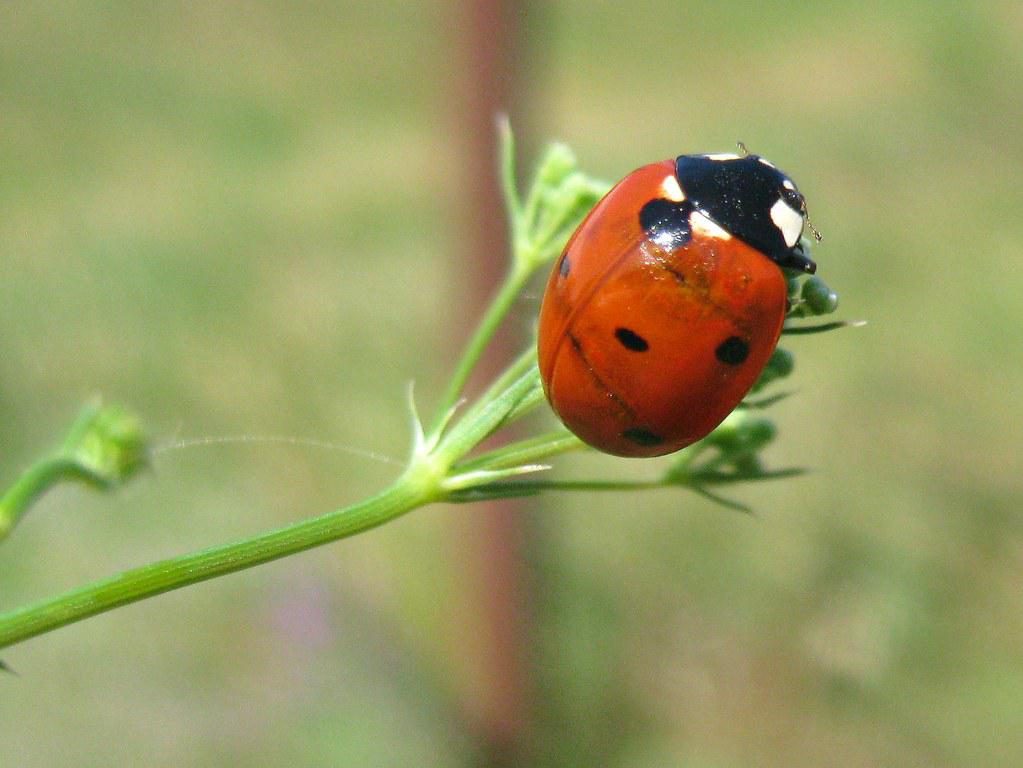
[430,263,532,435]
[0,457,82,541]
[0,473,436,651]
[453,430,583,473]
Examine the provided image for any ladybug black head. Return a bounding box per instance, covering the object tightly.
[674,153,817,273]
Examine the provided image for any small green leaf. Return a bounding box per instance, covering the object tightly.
[533,142,579,190]
[783,319,866,335]
[740,391,794,410]
[441,463,550,494]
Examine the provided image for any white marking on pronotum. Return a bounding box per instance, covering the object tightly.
[703,153,742,161]
[660,174,685,201]
[770,197,804,247]
[757,156,777,169]
[690,209,732,240]
[782,178,796,191]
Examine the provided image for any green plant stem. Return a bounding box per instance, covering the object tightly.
[453,430,583,473]
[435,354,542,458]
[429,120,536,434]
[430,262,532,434]
[0,456,83,541]
[467,468,805,497]
[0,342,549,653]
[496,114,522,225]
[479,479,667,494]
[0,471,437,651]
[685,468,806,484]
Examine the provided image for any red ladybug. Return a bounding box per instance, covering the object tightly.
[537,152,817,457]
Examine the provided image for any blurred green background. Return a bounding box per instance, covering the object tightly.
[2,2,1022,766]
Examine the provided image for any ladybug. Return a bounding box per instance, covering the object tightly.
[537,151,818,457]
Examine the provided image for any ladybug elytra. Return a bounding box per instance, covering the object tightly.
[537,152,817,457]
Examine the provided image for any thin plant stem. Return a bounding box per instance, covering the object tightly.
[429,119,534,434]
[453,430,583,473]
[430,262,532,436]
[0,346,545,652]
[478,479,666,494]
[0,457,83,541]
[0,472,436,651]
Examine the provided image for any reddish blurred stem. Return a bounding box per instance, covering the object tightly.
[453,0,534,765]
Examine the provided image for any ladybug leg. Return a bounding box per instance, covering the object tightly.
[779,243,817,274]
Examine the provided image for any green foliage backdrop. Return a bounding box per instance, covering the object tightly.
[2,2,1021,765]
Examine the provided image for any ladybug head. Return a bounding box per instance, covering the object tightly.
[674,153,818,274]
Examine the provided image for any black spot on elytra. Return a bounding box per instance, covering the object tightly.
[622,428,663,447]
[639,198,693,250]
[614,327,649,352]
[559,254,570,277]
[715,336,750,365]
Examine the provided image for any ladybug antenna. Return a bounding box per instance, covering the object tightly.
[794,192,823,242]
[736,141,750,157]
[803,203,823,242]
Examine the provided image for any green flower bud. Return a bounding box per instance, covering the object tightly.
[749,347,795,393]
[787,275,803,298]
[739,417,777,449]
[534,143,579,189]
[768,347,795,377]
[731,454,764,475]
[62,401,148,490]
[801,275,839,315]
